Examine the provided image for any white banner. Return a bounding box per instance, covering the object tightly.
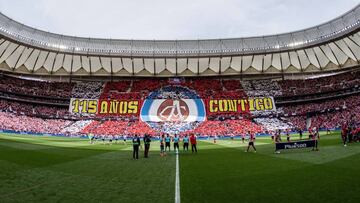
[69,98,98,115]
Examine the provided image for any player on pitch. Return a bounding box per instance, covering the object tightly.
[274,130,282,154]
[312,127,320,151]
[286,129,290,142]
[341,122,348,147]
[160,135,166,157]
[245,131,256,153]
[190,133,197,153]
[241,133,245,143]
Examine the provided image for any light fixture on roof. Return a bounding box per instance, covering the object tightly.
[48,43,68,50]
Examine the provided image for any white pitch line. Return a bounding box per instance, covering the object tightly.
[175,149,181,203]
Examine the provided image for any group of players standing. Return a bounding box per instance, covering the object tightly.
[131,133,198,159]
[271,128,319,142]
[270,127,320,152]
[88,122,359,160]
[341,122,360,147]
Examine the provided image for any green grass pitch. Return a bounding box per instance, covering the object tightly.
[0,132,359,203]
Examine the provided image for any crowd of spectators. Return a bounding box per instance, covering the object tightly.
[99,81,135,99]
[80,118,265,137]
[287,106,360,131]
[61,120,93,135]
[147,121,201,135]
[71,82,104,99]
[146,86,200,99]
[1,72,360,137]
[181,119,263,136]
[310,106,360,129]
[80,120,101,134]
[0,99,69,118]
[2,71,360,102]
[0,111,72,134]
[254,118,292,131]
[129,78,247,99]
[278,70,360,97]
[286,116,307,130]
[279,94,360,115]
[132,79,164,92]
[222,80,243,91]
[0,92,69,104]
[0,75,74,98]
[241,79,282,97]
[80,120,156,136]
[100,91,142,100]
[1,104,359,136]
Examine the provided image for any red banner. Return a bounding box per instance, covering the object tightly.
[96,99,142,116]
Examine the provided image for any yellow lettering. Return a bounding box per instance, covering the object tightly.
[248,98,255,111]
[210,100,218,113]
[228,100,234,112]
[264,97,273,110]
[72,99,79,113]
[128,101,138,114]
[80,100,87,113]
[255,98,264,111]
[100,101,108,114]
[239,99,248,112]
[232,100,238,112]
[88,100,97,114]
[219,99,228,112]
[109,100,119,114]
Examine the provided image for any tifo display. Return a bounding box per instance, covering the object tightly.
[0,70,359,137]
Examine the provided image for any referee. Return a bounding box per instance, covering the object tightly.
[132,134,141,159]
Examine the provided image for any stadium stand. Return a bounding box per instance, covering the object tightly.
[254,118,292,131]
[132,79,164,93]
[0,111,72,134]
[0,100,69,118]
[183,119,264,136]
[0,75,74,98]
[71,82,105,99]
[279,94,360,115]
[100,81,134,99]
[222,80,243,91]
[80,120,156,136]
[61,120,93,135]
[277,71,360,97]
[241,79,282,97]
[1,72,360,137]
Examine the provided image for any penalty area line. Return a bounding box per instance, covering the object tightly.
[175,149,180,203]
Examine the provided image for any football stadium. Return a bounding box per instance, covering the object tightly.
[0,1,360,203]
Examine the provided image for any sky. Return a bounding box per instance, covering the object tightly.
[0,0,358,40]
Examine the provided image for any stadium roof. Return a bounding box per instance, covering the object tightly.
[0,4,360,77]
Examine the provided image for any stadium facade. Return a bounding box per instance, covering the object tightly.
[1,5,360,202]
[0,5,360,78]
[0,4,360,138]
